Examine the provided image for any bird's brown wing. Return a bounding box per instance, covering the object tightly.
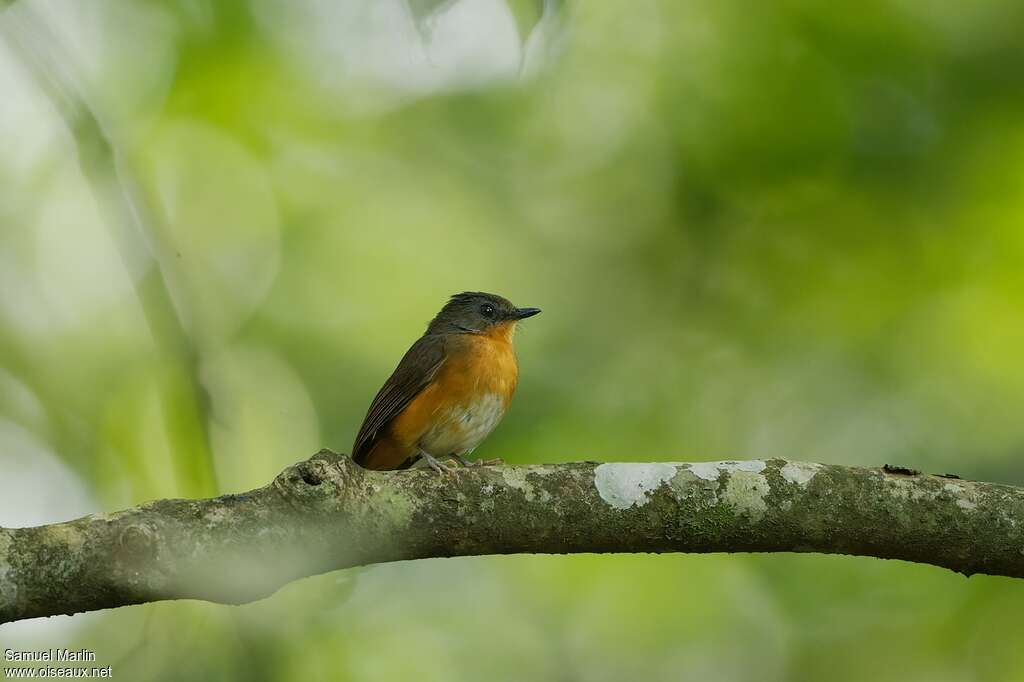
[352,333,447,467]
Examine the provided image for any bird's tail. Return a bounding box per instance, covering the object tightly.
[354,437,415,471]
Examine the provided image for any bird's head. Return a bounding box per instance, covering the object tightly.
[427,292,541,339]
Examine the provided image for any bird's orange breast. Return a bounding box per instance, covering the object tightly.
[390,324,519,457]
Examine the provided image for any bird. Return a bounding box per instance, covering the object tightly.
[352,292,541,473]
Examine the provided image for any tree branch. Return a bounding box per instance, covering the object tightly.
[2,451,1022,624]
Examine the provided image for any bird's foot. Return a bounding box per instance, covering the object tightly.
[421,452,457,474]
[454,455,505,467]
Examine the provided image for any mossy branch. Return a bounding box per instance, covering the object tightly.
[2,451,1023,624]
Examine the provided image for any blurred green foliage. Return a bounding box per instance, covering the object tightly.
[3,0,1024,679]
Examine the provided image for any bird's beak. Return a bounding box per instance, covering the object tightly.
[512,307,542,320]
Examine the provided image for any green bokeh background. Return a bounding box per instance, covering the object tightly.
[3,0,1024,679]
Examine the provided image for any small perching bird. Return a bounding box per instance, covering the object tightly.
[352,292,541,472]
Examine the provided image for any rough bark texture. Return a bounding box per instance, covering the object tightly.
[2,451,1023,624]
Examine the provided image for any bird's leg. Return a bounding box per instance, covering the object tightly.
[419,450,456,474]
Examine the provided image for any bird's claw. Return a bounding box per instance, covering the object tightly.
[455,455,505,467]
[421,452,457,474]
[420,452,505,473]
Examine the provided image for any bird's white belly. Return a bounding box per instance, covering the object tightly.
[420,393,507,457]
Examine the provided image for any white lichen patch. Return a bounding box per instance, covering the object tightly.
[780,461,821,486]
[687,462,720,481]
[722,471,770,522]
[687,460,766,481]
[204,506,231,527]
[502,468,551,503]
[595,463,678,510]
[942,482,979,511]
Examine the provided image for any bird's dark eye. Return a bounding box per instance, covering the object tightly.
[480,303,496,318]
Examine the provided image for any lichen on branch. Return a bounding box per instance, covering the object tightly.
[3,451,1023,624]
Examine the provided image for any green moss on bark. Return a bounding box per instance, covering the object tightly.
[3,452,1024,624]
